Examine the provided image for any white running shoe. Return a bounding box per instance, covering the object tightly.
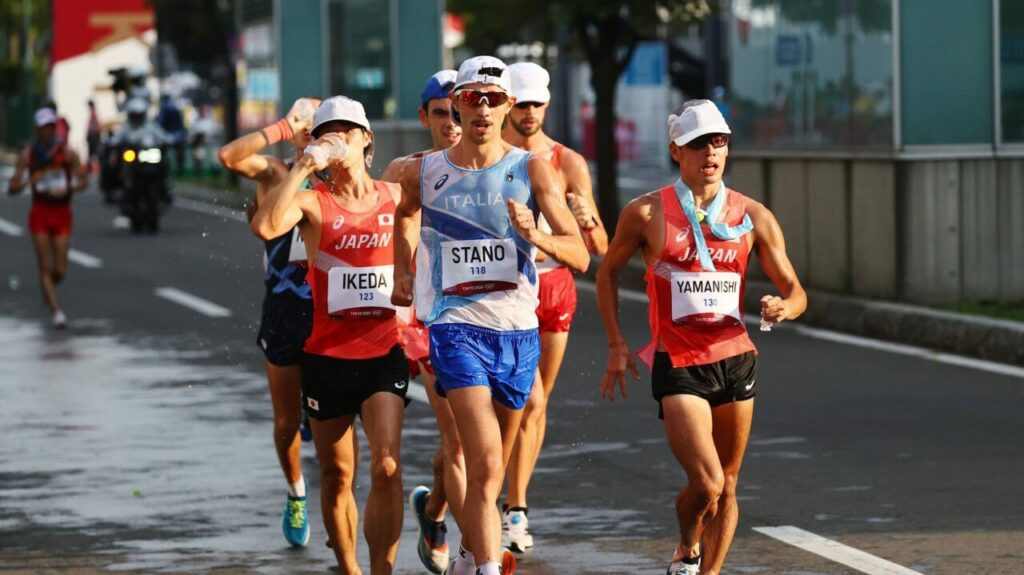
[501,509,533,553]
[666,556,701,575]
[52,310,67,329]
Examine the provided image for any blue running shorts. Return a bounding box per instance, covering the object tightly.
[429,323,540,410]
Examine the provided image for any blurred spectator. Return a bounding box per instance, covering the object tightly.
[157,95,188,174]
[86,100,101,173]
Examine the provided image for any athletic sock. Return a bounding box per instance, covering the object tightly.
[474,561,500,575]
[453,546,475,575]
[506,506,528,516]
[288,476,305,498]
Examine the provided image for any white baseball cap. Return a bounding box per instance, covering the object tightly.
[312,95,372,135]
[125,98,149,115]
[509,62,550,104]
[311,95,374,167]
[668,100,731,147]
[34,108,58,127]
[453,56,511,93]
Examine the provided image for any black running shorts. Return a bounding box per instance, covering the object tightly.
[302,345,410,421]
[257,295,313,367]
[651,351,757,418]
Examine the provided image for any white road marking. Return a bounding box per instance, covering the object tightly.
[176,198,248,222]
[407,381,428,405]
[577,282,1024,380]
[754,525,923,575]
[0,216,23,236]
[68,249,102,268]
[154,287,232,318]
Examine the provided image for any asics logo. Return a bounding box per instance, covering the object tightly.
[434,174,449,190]
[332,215,345,230]
[558,313,570,321]
[744,379,756,391]
[394,380,407,390]
[676,228,690,243]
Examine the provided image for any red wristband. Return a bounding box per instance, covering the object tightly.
[260,118,294,145]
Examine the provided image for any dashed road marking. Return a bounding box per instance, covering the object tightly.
[68,249,102,268]
[155,287,232,318]
[754,525,923,575]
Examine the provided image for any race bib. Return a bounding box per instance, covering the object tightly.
[441,238,518,295]
[670,271,742,328]
[35,170,68,199]
[287,227,307,264]
[327,265,396,320]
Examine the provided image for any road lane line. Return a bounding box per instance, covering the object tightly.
[753,526,923,575]
[407,381,428,405]
[68,249,102,268]
[154,287,232,318]
[577,282,1024,380]
[176,198,248,222]
[0,216,23,236]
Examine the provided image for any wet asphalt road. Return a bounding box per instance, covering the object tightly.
[1,183,1022,574]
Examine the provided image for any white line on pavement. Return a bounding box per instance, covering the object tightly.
[68,249,103,268]
[154,287,232,318]
[0,216,23,236]
[407,381,428,405]
[576,281,1024,380]
[754,526,923,575]
[176,198,248,223]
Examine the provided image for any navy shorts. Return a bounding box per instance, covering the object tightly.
[429,323,539,410]
[257,295,313,366]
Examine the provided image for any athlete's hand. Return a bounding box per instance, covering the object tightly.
[601,342,639,402]
[566,192,599,230]
[507,199,537,241]
[286,98,318,133]
[760,294,789,324]
[391,272,414,307]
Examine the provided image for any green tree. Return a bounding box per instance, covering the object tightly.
[448,0,714,232]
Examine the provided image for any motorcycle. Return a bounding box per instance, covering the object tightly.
[102,132,168,233]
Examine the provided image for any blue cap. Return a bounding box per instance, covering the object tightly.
[420,69,458,105]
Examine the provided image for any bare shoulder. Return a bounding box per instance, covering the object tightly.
[399,154,425,189]
[738,192,776,227]
[624,190,660,223]
[380,154,408,184]
[378,178,402,204]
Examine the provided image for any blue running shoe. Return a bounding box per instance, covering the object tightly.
[409,485,449,573]
[299,412,313,442]
[283,492,310,547]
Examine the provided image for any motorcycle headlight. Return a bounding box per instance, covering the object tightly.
[138,148,162,164]
[122,149,136,162]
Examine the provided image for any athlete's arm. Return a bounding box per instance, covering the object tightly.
[596,197,648,401]
[748,200,807,323]
[510,157,588,272]
[560,149,608,256]
[251,153,314,240]
[6,149,29,195]
[392,156,423,306]
[65,149,89,192]
[217,130,288,182]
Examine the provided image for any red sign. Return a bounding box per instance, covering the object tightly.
[52,0,154,63]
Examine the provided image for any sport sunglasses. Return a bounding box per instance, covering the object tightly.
[684,133,730,150]
[454,89,510,108]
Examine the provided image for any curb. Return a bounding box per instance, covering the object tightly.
[583,260,1024,368]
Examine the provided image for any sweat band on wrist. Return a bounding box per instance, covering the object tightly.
[260,118,294,145]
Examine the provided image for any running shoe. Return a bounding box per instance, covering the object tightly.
[299,411,312,442]
[501,509,533,553]
[666,556,701,575]
[52,310,67,329]
[409,485,449,573]
[501,547,517,574]
[282,491,310,547]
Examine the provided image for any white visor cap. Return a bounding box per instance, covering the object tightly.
[312,95,372,134]
[125,98,149,115]
[453,55,511,93]
[34,108,58,127]
[509,62,550,104]
[668,100,731,147]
